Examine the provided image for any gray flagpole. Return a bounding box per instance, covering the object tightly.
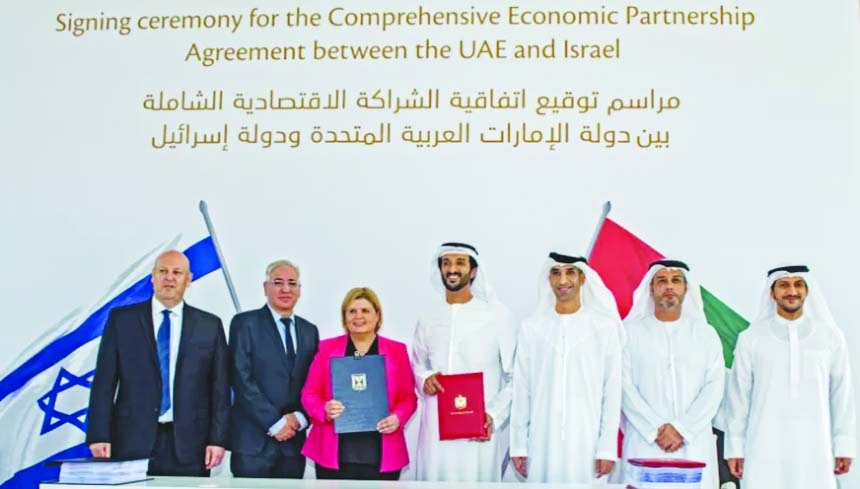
[198,200,242,313]
[585,201,612,258]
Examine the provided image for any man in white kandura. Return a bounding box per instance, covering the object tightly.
[724,265,856,489]
[510,252,623,484]
[411,242,517,481]
[621,259,725,489]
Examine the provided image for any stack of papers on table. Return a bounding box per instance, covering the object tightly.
[626,458,705,489]
[52,458,149,484]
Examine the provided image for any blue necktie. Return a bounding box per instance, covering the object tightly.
[157,309,171,415]
[280,317,296,372]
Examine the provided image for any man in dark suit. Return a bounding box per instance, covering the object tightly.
[86,250,230,476]
[229,259,320,478]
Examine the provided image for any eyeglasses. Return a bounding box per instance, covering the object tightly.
[268,279,300,290]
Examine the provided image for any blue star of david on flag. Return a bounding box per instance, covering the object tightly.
[0,235,222,489]
[36,367,95,435]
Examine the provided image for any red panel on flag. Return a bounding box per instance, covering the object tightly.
[589,217,663,458]
[588,218,663,319]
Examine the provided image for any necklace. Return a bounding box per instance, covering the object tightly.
[352,335,375,356]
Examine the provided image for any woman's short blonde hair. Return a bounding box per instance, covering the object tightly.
[341,287,383,332]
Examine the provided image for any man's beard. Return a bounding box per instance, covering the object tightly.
[442,273,469,292]
[777,298,804,315]
[656,294,683,311]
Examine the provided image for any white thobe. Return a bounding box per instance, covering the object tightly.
[621,316,725,489]
[411,297,517,481]
[510,309,623,484]
[724,315,857,489]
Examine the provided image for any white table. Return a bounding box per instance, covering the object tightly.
[42,476,627,489]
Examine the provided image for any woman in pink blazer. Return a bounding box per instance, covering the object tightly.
[301,287,417,480]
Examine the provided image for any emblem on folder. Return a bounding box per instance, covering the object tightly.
[455,394,467,410]
[351,373,367,391]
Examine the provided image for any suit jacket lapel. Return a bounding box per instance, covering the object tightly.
[289,318,303,383]
[261,306,290,372]
[294,318,302,355]
[138,300,159,372]
[176,304,195,380]
[293,317,315,375]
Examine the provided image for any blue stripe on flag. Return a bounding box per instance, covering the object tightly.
[0,237,220,403]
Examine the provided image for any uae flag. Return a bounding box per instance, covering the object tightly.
[588,217,749,367]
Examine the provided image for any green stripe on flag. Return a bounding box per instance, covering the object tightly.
[701,286,750,368]
[589,217,752,368]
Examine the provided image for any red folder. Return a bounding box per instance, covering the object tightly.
[436,372,486,440]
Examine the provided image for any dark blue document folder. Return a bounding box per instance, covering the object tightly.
[330,355,389,434]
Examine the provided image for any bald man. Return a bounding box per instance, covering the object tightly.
[87,250,230,476]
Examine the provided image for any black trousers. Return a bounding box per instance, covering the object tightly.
[315,463,400,481]
[714,428,740,487]
[231,448,306,478]
[147,423,209,477]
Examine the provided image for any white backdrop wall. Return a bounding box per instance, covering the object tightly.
[2,0,859,485]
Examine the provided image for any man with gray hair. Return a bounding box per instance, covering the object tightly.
[620,259,724,489]
[229,259,320,478]
[724,265,856,489]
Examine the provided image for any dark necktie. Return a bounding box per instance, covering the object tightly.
[157,309,171,415]
[280,317,296,372]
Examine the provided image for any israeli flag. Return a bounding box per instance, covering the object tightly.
[0,236,222,488]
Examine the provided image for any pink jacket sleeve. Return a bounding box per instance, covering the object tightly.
[389,343,417,426]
